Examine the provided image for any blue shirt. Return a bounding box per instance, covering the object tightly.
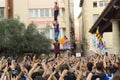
[105,74,114,80]
[53,24,59,32]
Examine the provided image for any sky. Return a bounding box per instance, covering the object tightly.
[73,0,82,42]
[74,0,81,18]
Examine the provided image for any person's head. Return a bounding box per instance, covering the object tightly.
[87,62,93,72]
[31,71,44,80]
[106,66,115,74]
[59,64,69,73]
[34,76,45,80]
[24,64,32,72]
[54,20,58,24]
[111,71,120,80]
[105,52,108,56]
[54,2,57,5]
[95,62,104,72]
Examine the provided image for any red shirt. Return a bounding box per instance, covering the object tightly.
[53,42,60,53]
[54,5,59,11]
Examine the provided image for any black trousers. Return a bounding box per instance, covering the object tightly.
[54,52,60,58]
[54,10,59,21]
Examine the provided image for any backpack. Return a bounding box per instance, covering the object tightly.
[91,72,106,80]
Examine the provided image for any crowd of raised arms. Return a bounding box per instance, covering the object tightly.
[0,51,120,80]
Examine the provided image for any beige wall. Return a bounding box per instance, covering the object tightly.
[13,0,28,26]
[103,32,113,48]
[29,0,65,9]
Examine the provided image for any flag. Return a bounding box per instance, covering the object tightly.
[63,41,71,49]
[96,27,102,40]
[97,39,104,51]
[91,35,97,47]
[96,27,104,51]
[59,36,67,44]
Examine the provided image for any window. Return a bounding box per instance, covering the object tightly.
[45,9,49,17]
[40,9,44,17]
[38,9,40,17]
[34,9,38,17]
[51,9,54,17]
[29,8,60,18]
[93,1,97,7]
[99,2,103,7]
[29,9,38,18]
[104,2,108,6]
[0,7,4,18]
[32,10,35,17]
[93,14,99,23]
[38,28,64,39]
[99,1,109,7]
[29,10,33,18]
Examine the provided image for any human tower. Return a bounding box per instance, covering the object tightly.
[53,1,60,40]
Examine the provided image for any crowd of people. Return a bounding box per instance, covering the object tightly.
[0,51,120,80]
[0,1,120,80]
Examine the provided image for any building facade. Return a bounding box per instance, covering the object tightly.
[80,0,111,54]
[90,0,120,54]
[28,0,74,41]
[0,0,13,20]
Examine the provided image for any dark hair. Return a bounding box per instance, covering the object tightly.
[105,52,108,56]
[87,62,93,71]
[44,75,50,80]
[59,64,69,73]
[113,65,119,73]
[64,72,76,80]
[55,2,57,4]
[24,65,32,72]
[106,66,115,74]
[111,71,120,80]
[34,76,45,80]
[31,71,44,79]
[96,62,103,71]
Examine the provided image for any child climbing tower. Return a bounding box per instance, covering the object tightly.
[54,1,59,21]
[53,1,59,40]
[53,20,59,40]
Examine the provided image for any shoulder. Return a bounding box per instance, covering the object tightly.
[100,73,106,77]
[86,72,94,80]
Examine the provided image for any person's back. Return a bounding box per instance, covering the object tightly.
[91,72,106,80]
[111,71,120,80]
[92,62,106,80]
[64,72,76,80]
[105,66,114,80]
[53,40,60,53]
